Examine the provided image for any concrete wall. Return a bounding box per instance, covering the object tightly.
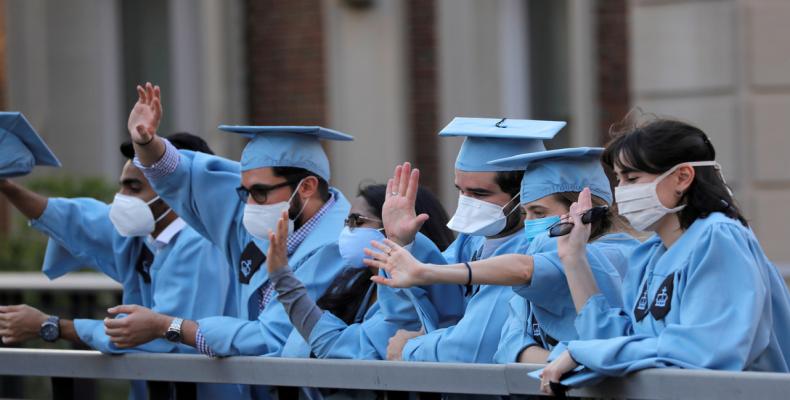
[628,0,790,264]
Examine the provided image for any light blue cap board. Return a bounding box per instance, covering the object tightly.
[489,147,612,205]
[219,125,353,181]
[0,112,61,178]
[439,117,566,172]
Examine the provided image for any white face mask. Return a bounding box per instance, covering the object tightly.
[446,194,519,237]
[109,193,172,237]
[242,180,308,241]
[615,161,720,232]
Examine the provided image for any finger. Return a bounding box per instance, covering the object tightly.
[104,317,126,329]
[145,82,154,104]
[397,162,411,196]
[107,305,136,315]
[405,168,420,203]
[368,240,391,253]
[278,209,289,238]
[369,274,393,286]
[136,85,146,103]
[580,187,592,210]
[364,248,388,262]
[412,213,430,230]
[0,305,21,312]
[391,165,402,194]
[364,258,393,274]
[386,178,394,198]
[152,97,162,125]
[382,238,402,252]
[569,202,583,225]
[104,327,125,337]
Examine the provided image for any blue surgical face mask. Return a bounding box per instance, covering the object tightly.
[338,226,386,269]
[523,215,561,240]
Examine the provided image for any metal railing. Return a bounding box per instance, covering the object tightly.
[1,348,790,399]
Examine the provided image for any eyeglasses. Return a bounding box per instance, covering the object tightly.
[547,206,609,238]
[344,213,383,229]
[236,180,295,204]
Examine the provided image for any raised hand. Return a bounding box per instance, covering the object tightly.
[557,187,593,262]
[382,162,429,246]
[127,82,163,145]
[266,210,290,273]
[364,238,427,288]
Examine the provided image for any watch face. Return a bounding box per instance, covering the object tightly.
[41,323,59,342]
[165,330,181,342]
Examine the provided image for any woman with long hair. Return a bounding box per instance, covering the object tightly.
[537,119,790,394]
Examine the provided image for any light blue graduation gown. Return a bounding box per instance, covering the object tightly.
[399,233,528,363]
[551,212,790,386]
[493,233,638,363]
[143,150,351,359]
[30,197,237,399]
[279,232,465,360]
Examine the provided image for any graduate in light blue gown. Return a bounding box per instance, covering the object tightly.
[0,127,236,399]
[485,147,639,363]
[368,117,565,363]
[536,119,790,395]
[116,83,355,399]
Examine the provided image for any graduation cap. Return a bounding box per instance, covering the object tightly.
[0,112,61,178]
[439,117,565,172]
[219,125,353,181]
[489,147,612,205]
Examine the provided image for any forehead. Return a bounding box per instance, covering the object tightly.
[453,169,499,189]
[523,194,565,210]
[241,167,280,186]
[120,160,148,183]
[350,196,375,216]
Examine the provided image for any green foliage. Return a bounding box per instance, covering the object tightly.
[0,175,116,272]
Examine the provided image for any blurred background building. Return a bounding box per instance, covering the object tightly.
[1,0,789,266]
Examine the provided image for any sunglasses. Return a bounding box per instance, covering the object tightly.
[344,213,383,229]
[236,180,295,204]
[547,206,609,238]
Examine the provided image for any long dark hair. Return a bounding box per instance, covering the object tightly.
[601,118,746,229]
[316,183,455,324]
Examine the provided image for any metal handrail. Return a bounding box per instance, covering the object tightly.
[0,272,121,292]
[2,348,789,399]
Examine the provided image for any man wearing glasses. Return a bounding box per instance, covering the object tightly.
[108,83,352,398]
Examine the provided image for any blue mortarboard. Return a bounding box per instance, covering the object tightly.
[439,117,566,172]
[0,112,61,178]
[219,125,353,181]
[489,147,613,205]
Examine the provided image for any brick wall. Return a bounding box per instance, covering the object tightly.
[406,0,439,194]
[245,0,326,125]
[596,0,630,144]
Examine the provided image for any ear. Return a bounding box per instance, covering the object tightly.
[674,164,696,194]
[298,175,320,199]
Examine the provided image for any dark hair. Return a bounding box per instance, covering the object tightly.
[120,132,214,159]
[271,166,330,202]
[494,170,524,198]
[357,183,455,251]
[553,192,614,241]
[601,119,746,228]
[316,183,455,324]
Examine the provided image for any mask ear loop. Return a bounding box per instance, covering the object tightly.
[145,195,174,224]
[288,179,310,223]
[501,193,522,217]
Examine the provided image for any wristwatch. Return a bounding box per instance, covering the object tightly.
[164,317,184,342]
[40,316,60,342]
